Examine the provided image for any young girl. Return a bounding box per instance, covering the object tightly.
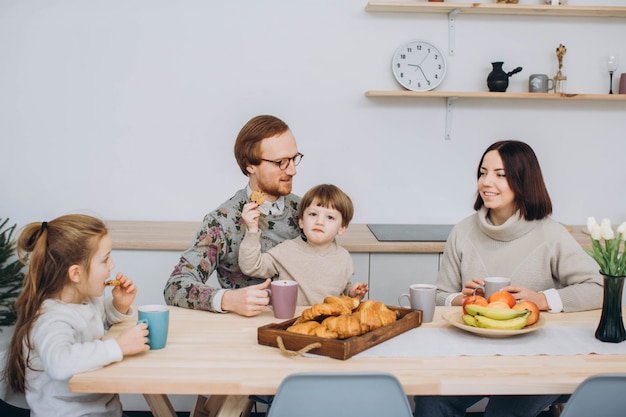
[2,214,149,417]
[239,184,368,305]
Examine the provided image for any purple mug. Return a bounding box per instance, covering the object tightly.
[266,280,298,319]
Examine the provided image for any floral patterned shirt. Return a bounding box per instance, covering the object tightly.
[164,188,301,312]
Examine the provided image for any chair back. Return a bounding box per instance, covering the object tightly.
[266,371,413,417]
[560,373,626,417]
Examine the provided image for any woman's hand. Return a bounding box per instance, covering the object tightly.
[242,203,261,233]
[451,278,486,306]
[112,273,137,314]
[504,286,549,311]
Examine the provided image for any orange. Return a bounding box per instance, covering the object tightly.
[488,291,516,308]
[512,301,540,325]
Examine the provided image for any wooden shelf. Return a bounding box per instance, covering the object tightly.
[365,90,626,101]
[365,2,626,18]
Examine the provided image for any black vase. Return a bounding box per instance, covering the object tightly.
[487,62,509,92]
[595,273,626,343]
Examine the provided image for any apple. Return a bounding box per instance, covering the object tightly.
[488,291,516,308]
[512,301,540,325]
[462,294,488,314]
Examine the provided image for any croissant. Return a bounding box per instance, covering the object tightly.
[286,321,339,339]
[300,296,359,322]
[322,314,366,339]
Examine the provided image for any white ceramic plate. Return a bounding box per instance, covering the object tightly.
[441,309,545,338]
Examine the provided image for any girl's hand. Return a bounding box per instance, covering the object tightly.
[112,273,137,314]
[116,322,150,356]
[349,282,369,300]
[241,203,261,233]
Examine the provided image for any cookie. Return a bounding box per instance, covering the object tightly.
[105,279,121,286]
[250,190,266,205]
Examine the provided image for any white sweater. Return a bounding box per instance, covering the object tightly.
[25,297,130,417]
[436,208,603,312]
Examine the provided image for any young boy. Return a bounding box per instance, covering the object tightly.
[239,184,368,305]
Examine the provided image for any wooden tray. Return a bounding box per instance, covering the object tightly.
[257,306,421,360]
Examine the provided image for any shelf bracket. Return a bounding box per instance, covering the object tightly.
[445,96,458,140]
[448,8,460,56]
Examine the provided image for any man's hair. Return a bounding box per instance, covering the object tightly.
[234,115,289,176]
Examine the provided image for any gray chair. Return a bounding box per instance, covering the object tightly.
[559,373,626,417]
[266,371,413,417]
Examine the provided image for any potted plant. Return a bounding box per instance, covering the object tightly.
[585,217,626,343]
[0,218,25,330]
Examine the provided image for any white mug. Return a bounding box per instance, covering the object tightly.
[398,284,437,323]
[475,277,511,300]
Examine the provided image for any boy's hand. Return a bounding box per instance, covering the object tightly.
[349,282,369,300]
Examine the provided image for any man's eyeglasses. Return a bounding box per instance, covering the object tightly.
[260,153,303,170]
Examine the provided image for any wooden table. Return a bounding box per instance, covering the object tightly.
[70,306,626,417]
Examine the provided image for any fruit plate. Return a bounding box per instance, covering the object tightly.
[442,309,545,338]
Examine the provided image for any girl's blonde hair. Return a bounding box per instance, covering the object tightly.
[3,214,108,393]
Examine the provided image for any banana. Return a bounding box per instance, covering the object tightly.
[474,312,530,330]
[462,314,478,327]
[465,304,528,320]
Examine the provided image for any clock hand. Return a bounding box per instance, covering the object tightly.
[407,64,431,83]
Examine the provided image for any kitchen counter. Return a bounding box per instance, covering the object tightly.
[105,221,590,253]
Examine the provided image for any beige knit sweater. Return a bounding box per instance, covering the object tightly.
[436,207,603,312]
[239,231,354,305]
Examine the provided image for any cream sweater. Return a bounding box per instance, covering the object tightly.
[436,208,603,312]
[239,231,354,305]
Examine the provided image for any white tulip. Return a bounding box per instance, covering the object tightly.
[591,223,602,240]
[617,222,626,239]
[587,216,598,234]
[600,218,615,240]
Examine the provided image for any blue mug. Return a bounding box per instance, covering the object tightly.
[137,304,169,350]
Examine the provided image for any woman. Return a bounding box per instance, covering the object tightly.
[414,140,602,417]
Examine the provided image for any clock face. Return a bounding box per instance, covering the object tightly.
[392,40,447,92]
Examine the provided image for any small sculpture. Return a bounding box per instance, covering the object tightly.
[554,44,567,94]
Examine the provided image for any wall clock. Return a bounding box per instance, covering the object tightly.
[391,39,447,92]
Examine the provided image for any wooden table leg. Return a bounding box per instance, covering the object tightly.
[142,394,177,417]
[190,394,251,417]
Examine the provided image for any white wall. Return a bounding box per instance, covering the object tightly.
[1,0,626,411]
[1,0,625,229]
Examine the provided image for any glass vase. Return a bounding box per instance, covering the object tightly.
[595,273,626,343]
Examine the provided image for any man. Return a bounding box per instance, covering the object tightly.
[164,115,303,316]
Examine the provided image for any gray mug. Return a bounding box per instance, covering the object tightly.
[529,74,554,93]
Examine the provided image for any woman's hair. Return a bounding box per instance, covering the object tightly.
[473,140,552,220]
[234,115,290,176]
[298,184,354,228]
[3,214,108,393]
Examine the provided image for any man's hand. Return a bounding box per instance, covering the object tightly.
[241,202,261,233]
[221,278,271,316]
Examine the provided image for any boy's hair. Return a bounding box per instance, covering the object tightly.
[298,184,354,228]
[3,214,108,393]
